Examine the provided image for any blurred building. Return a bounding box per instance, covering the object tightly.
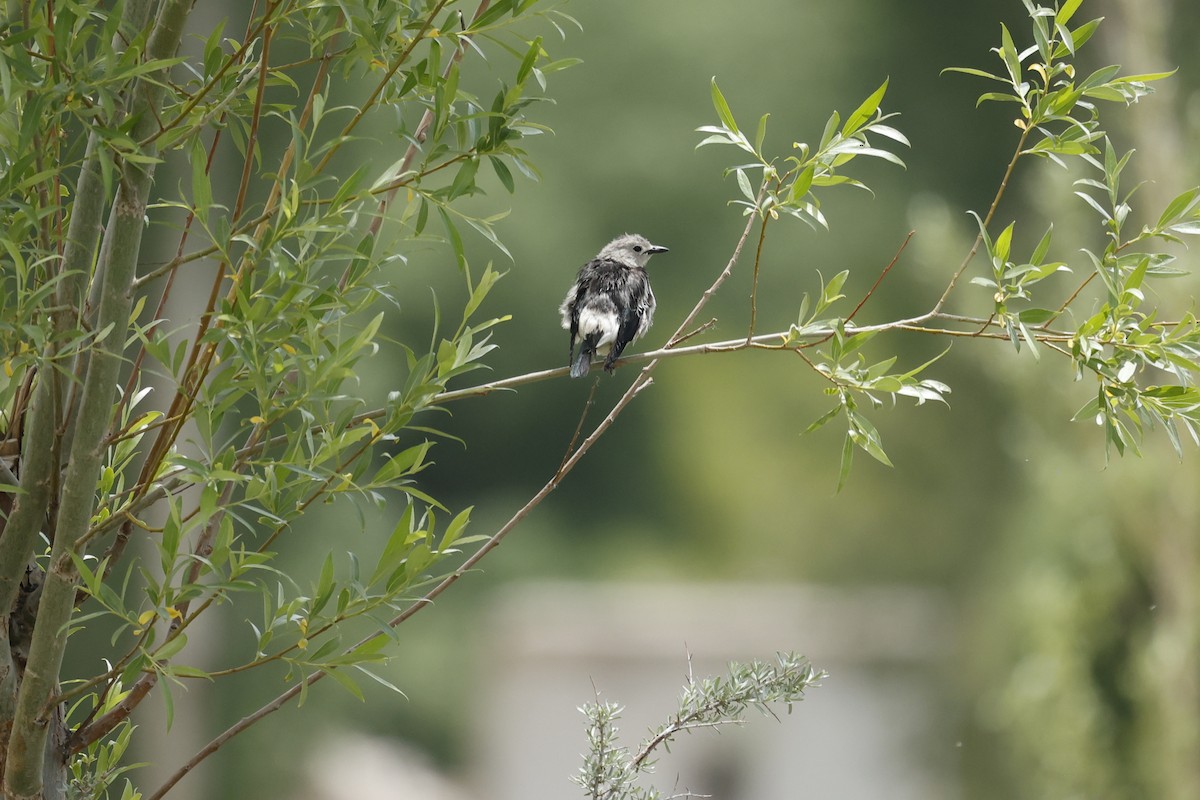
[470,582,958,799]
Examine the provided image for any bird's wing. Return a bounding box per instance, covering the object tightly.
[563,259,602,339]
[610,268,652,360]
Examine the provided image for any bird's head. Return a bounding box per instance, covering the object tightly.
[599,233,669,268]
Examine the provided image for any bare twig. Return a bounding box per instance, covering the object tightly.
[558,377,600,473]
[672,318,718,347]
[847,230,914,324]
[746,213,771,342]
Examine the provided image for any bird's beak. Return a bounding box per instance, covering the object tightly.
[648,245,670,254]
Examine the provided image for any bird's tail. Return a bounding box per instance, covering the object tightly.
[570,336,597,378]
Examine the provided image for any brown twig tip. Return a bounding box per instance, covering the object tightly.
[670,317,718,348]
[846,229,914,324]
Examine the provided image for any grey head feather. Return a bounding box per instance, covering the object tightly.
[596,233,669,268]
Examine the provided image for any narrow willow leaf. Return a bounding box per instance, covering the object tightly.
[710,77,739,134]
[842,78,889,137]
[836,430,854,493]
[1056,0,1083,26]
[998,23,1022,86]
[754,113,770,154]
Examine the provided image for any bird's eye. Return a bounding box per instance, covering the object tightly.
[633,245,643,252]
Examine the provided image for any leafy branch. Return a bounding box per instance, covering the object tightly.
[574,653,824,800]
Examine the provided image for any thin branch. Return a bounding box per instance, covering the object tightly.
[1044,271,1098,327]
[115,127,222,427]
[847,230,914,324]
[631,716,745,774]
[746,207,771,342]
[803,229,918,350]
[931,127,1030,314]
[672,318,718,347]
[64,668,155,753]
[558,377,600,473]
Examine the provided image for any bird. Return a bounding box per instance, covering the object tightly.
[559,233,669,378]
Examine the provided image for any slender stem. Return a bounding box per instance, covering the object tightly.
[931,127,1030,313]
[671,317,718,347]
[848,231,914,323]
[233,3,273,224]
[130,212,270,290]
[746,212,770,342]
[1044,271,1097,327]
[557,378,600,473]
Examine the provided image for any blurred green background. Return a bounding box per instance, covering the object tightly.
[138,0,1200,797]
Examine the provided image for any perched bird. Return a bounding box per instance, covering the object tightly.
[559,233,669,377]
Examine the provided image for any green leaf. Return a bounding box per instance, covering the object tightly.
[354,665,408,696]
[710,77,739,133]
[440,506,473,552]
[312,553,335,615]
[848,412,893,467]
[1017,319,1041,360]
[803,404,843,435]
[941,66,1008,83]
[789,166,814,203]
[836,428,854,493]
[1156,187,1200,230]
[1030,223,1053,265]
[754,113,770,153]
[370,505,417,586]
[374,441,434,485]
[516,36,542,85]
[190,137,212,223]
[1078,64,1122,92]
[447,157,480,200]
[155,633,188,662]
[993,221,1015,263]
[976,91,1023,106]
[470,0,517,30]
[842,78,888,137]
[488,156,515,193]
[1056,0,1083,26]
[1114,69,1177,85]
[438,206,468,272]
[323,667,365,701]
[819,111,840,150]
[998,23,1023,86]
[1017,307,1058,324]
[168,665,212,680]
[1063,19,1101,54]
